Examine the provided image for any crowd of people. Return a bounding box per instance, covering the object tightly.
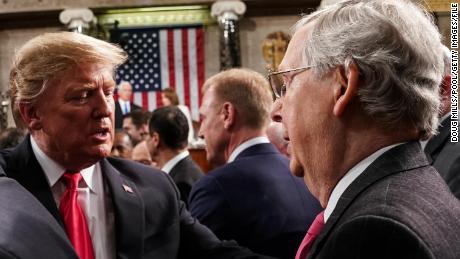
[0,0,459,258]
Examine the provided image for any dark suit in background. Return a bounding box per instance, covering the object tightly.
[0,137,274,259]
[169,155,203,207]
[0,166,77,259]
[424,115,460,199]
[189,143,322,259]
[115,100,141,129]
[308,142,460,259]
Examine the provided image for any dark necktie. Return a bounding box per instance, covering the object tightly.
[295,211,325,259]
[59,172,95,259]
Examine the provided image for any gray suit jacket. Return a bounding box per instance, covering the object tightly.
[308,142,460,259]
[425,115,460,199]
[0,167,77,259]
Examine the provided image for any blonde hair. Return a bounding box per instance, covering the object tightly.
[9,32,127,128]
[203,68,272,129]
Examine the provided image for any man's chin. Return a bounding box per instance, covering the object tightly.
[289,159,304,177]
[92,144,112,159]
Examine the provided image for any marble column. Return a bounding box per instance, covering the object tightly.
[59,8,94,34]
[211,0,246,70]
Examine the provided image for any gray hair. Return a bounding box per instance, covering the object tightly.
[9,32,127,129]
[293,0,444,139]
[442,45,451,76]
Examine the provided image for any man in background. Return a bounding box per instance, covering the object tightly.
[146,106,203,206]
[132,141,155,167]
[111,131,133,159]
[423,46,460,199]
[189,68,321,259]
[266,121,289,158]
[122,109,151,146]
[270,1,460,258]
[115,81,140,129]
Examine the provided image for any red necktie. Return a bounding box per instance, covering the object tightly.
[295,211,325,259]
[59,172,95,259]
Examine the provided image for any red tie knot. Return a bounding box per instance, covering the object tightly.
[62,172,82,190]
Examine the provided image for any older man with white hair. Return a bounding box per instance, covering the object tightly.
[270,0,460,258]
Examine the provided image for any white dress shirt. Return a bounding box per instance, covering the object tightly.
[162,150,190,174]
[118,99,131,115]
[324,143,403,222]
[227,136,270,163]
[31,137,115,259]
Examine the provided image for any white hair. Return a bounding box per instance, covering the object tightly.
[293,0,444,139]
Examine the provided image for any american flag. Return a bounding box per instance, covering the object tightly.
[114,26,205,121]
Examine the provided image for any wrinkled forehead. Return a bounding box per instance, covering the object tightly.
[279,23,314,70]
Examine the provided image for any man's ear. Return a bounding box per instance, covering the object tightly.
[150,132,160,148]
[333,62,360,117]
[221,102,236,130]
[19,102,42,130]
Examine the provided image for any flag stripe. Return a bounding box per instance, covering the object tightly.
[188,28,199,121]
[196,27,205,112]
[174,29,185,105]
[159,29,169,107]
[167,30,176,89]
[133,92,142,107]
[182,29,191,108]
[148,91,156,111]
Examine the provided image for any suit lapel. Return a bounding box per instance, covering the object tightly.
[425,116,451,162]
[100,159,144,259]
[4,137,64,227]
[169,156,190,179]
[308,142,430,258]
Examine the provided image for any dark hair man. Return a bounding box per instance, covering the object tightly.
[147,106,203,206]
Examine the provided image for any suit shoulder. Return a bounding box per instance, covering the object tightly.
[338,167,460,258]
[320,215,435,259]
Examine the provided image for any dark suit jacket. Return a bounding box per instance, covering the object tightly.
[169,155,204,207]
[0,137,275,259]
[424,115,460,199]
[0,167,77,259]
[189,143,322,259]
[307,142,460,259]
[115,100,141,129]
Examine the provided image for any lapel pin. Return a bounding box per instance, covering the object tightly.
[122,184,134,193]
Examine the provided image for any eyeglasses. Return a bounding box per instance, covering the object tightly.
[267,66,313,99]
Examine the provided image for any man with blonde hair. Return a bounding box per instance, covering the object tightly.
[189,68,321,259]
[1,32,273,259]
[270,0,460,258]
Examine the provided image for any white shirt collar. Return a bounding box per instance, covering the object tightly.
[118,99,130,105]
[324,143,403,222]
[30,136,97,192]
[161,150,189,174]
[227,136,270,163]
